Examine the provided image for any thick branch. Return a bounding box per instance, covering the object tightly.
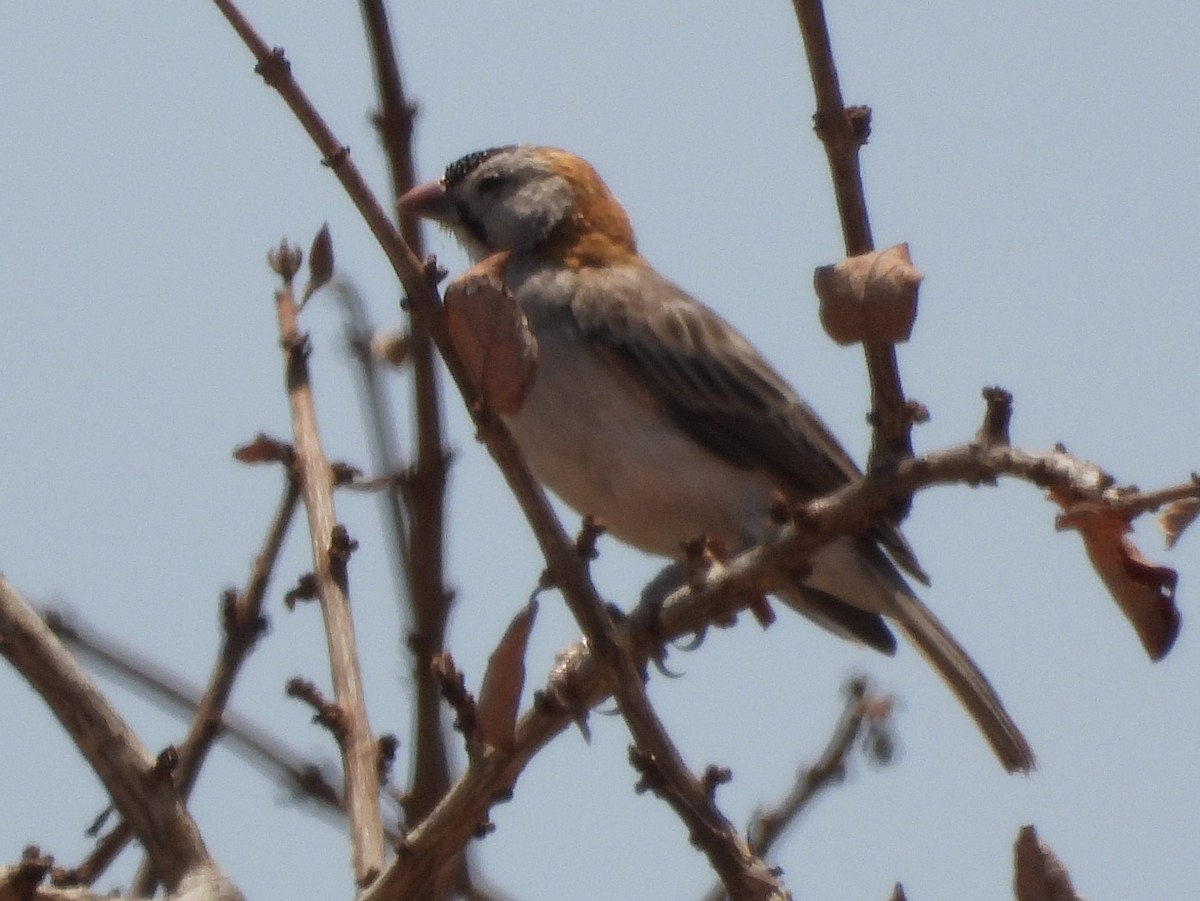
[0,579,219,894]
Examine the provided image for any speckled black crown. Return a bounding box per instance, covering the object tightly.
[443,146,515,187]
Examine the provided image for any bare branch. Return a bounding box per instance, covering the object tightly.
[751,679,893,854]
[791,0,912,471]
[364,431,1196,897]
[356,0,457,845]
[272,241,385,884]
[0,579,223,894]
[700,678,892,901]
[127,475,299,891]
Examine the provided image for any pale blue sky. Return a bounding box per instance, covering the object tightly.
[2,4,1198,899]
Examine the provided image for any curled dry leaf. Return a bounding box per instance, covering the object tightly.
[812,243,922,346]
[444,252,538,415]
[1158,497,1200,549]
[477,600,538,751]
[1013,825,1083,901]
[1054,499,1180,660]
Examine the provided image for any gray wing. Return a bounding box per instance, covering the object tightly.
[570,263,928,585]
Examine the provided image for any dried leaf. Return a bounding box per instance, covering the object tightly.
[1158,497,1200,549]
[475,607,537,753]
[232,433,293,465]
[301,223,334,306]
[1055,500,1180,660]
[477,600,538,751]
[444,253,538,415]
[1014,825,1083,901]
[813,243,922,345]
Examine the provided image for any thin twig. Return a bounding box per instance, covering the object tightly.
[336,281,412,582]
[128,476,299,894]
[747,679,886,857]
[272,247,385,885]
[45,606,348,820]
[355,0,458,851]
[699,678,888,901]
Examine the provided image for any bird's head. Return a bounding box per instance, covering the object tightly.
[399,145,637,267]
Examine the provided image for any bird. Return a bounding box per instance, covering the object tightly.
[399,145,1033,773]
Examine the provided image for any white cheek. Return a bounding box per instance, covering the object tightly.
[490,176,573,251]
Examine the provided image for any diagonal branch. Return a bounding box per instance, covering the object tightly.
[212,5,787,897]
[130,475,298,894]
[700,677,891,901]
[0,578,234,897]
[361,429,1198,898]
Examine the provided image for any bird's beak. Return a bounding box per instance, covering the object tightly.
[397,179,455,223]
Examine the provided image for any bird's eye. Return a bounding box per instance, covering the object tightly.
[476,173,506,193]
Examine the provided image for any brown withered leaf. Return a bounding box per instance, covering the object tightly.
[813,243,922,346]
[232,433,293,466]
[300,223,333,306]
[477,600,539,751]
[444,252,538,415]
[1014,825,1083,901]
[1158,497,1200,549]
[1054,500,1180,660]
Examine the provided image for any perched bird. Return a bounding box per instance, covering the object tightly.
[400,145,1033,772]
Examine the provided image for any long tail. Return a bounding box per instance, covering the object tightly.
[888,590,1035,773]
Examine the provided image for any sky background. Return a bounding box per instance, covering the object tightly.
[2,3,1198,899]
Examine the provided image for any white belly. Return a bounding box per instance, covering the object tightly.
[504,326,776,559]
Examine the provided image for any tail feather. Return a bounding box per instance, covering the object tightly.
[888,590,1035,773]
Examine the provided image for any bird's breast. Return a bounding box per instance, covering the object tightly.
[502,272,776,559]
